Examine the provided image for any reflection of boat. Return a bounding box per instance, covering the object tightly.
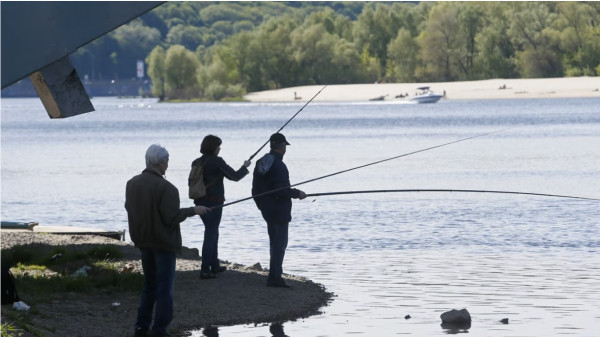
[410,87,443,103]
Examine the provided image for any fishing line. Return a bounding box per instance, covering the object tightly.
[248,82,331,161]
[217,128,512,209]
[306,189,599,201]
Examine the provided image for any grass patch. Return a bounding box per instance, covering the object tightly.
[2,242,142,336]
[2,310,47,337]
[1,321,24,337]
[2,244,142,300]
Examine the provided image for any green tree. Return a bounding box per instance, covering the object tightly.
[155,2,201,28]
[246,15,300,90]
[112,20,161,78]
[359,47,382,83]
[291,23,339,84]
[556,2,599,75]
[233,20,255,33]
[222,31,272,92]
[507,2,562,77]
[166,25,205,51]
[199,3,257,26]
[352,4,394,79]
[386,28,420,82]
[145,46,166,101]
[331,38,366,83]
[196,50,244,101]
[420,2,461,81]
[388,3,427,38]
[164,45,200,99]
[456,3,485,79]
[473,25,516,79]
[472,3,516,79]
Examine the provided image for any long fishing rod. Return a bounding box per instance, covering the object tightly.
[306,189,600,201]
[217,128,511,209]
[248,83,331,161]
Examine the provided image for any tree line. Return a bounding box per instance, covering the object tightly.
[71,2,600,101]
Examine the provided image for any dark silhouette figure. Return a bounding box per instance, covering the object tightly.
[270,323,290,337]
[203,326,219,337]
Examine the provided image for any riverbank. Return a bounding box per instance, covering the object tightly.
[244,76,600,102]
[0,232,333,337]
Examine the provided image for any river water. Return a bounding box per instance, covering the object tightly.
[2,96,600,336]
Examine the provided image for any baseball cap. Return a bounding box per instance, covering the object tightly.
[269,133,290,145]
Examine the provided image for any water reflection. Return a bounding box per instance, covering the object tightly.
[270,323,290,337]
[441,322,471,334]
[199,323,289,337]
[202,326,218,337]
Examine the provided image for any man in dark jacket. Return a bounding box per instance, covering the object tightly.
[252,133,306,288]
[126,144,210,337]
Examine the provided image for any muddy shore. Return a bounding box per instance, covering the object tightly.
[0,232,333,337]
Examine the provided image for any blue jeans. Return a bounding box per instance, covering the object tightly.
[136,248,176,335]
[267,221,288,283]
[198,201,223,273]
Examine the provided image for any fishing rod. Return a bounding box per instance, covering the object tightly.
[217,127,512,209]
[305,189,600,201]
[248,82,331,161]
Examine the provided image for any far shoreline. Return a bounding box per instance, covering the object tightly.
[244,76,600,102]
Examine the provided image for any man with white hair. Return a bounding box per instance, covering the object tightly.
[125,144,210,337]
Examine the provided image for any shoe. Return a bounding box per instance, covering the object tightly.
[200,271,217,280]
[266,280,291,288]
[134,326,149,337]
[212,266,227,273]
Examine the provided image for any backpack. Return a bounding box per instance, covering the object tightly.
[1,264,20,305]
[188,157,208,200]
[189,157,220,200]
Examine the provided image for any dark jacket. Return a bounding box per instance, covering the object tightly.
[252,150,301,223]
[192,154,249,204]
[125,169,196,254]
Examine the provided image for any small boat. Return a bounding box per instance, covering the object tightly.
[1,221,125,241]
[369,94,387,101]
[410,87,443,104]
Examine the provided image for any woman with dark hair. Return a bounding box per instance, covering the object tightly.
[192,135,251,279]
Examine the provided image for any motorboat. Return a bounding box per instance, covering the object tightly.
[410,86,443,103]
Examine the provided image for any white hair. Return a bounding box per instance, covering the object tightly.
[145,144,169,167]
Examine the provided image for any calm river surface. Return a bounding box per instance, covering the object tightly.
[2,96,600,336]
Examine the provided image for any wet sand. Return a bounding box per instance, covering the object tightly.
[244,77,600,102]
[0,232,333,337]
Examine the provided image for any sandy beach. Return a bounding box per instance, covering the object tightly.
[0,232,333,337]
[244,76,600,102]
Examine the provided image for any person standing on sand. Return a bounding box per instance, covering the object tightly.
[192,135,251,280]
[252,133,306,288]
[125,144,210,337]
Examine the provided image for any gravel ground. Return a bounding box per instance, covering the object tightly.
[1,232,333,337]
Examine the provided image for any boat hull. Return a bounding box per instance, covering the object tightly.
[410,94,443,103]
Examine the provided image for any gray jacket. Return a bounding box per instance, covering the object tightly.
[125,168,196,253]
